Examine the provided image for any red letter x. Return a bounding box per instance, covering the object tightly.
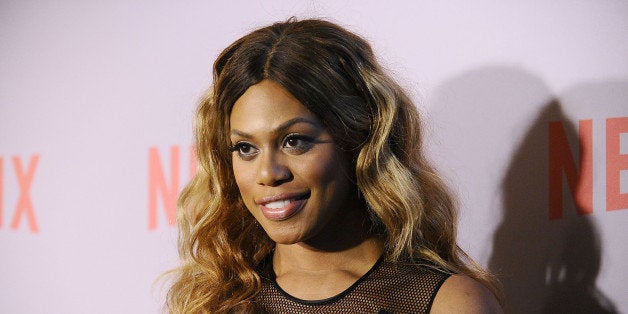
[10,155,40,233]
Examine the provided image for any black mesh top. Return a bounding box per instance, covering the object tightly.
[254,255,451,313]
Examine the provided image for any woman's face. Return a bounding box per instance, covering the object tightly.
[229,79,356,245]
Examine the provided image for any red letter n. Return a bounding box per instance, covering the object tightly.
[606,117,628,211]
[10,155,40,233]
[148,146,180,230]
[548,120,593,219]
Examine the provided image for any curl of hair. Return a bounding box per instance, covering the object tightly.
[167,18,503,313]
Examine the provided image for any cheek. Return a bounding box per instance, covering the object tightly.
[296,150,350,189]
[232,160,254,199]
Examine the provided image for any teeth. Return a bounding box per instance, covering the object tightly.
[265,200,291,209]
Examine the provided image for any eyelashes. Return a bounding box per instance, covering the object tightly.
[229,133,316,160]
[282,134,315,152]
[229,141,258,159]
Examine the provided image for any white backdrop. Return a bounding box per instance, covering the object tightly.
[1,1,626,313]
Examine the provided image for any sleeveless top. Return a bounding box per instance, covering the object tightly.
[254,255,451,313]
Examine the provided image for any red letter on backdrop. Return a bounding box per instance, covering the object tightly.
[10,155,40,233]
[606,117,628,211]
[148,146,180,230]
[548,120,593,219]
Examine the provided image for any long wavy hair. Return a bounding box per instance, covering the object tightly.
[167,18,503,313]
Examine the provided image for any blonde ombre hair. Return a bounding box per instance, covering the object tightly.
[167,18,502,313]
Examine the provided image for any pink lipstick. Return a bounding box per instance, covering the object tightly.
[257,192,310,221]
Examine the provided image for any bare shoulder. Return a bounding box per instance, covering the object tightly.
[430,274,503,314]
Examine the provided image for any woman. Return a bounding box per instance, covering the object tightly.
[167,18,503,313]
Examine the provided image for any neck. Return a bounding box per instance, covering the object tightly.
[273,236,384,275]
[272,204,384,276]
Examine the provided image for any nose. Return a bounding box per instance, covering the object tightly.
[255,150,292,186]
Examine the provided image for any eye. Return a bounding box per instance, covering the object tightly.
[229,142,259,160]
[282,134,314,154]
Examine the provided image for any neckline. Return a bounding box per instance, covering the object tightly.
[267,253,386,305]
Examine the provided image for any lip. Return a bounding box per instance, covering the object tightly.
[256,191,310,221]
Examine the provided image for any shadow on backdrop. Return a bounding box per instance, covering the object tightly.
[490,102,617,313]
[427,66,620,313]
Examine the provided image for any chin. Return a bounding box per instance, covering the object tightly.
[262,226,310,245]
[266,233,304,245]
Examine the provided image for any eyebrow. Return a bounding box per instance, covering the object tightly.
[230,117,323,138]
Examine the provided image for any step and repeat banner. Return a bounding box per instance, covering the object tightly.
[1,1,626,313]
